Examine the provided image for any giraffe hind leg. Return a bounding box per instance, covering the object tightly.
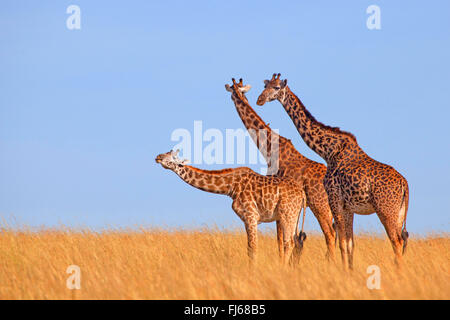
[278,208,301,266]
[308,195,336,261]
[313,212,335,262]
[376,209,404,267]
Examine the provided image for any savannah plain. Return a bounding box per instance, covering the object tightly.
[0,227,448,300]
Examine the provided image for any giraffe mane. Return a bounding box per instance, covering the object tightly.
[290,90,357,143]
[186,166,250,175]
[187,167,234,175]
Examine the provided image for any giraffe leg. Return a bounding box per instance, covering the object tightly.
[232,200,259,263]
[279,214,298,266]
[372,186,407,268]
[308,193,337,262]
[334,213,354,270]
[244,220,258,262]
[276,220,284,261]
[332,222,338,248]
[376,209,404,268]
[325,187,350,269]
[333,213,349,269]
[344,213,355,270]
[282,229,296,266]
[312,207,336,262]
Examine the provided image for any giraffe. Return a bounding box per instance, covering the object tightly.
[155,149,307,264]
[225,78,336,261]
[256,73,409,269]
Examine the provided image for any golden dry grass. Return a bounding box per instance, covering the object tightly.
[0,228,448,300]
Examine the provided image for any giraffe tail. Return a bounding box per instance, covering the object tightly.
[400,180,409,255]
[296,197,307,250]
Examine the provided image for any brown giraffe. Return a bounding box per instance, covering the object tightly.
[257,73,409,269]
[225,78,336,261]
[155,149,307,264]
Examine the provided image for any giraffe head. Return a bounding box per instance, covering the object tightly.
[155,150,189,170]
[225,78,252,102]
[256,73,288,106]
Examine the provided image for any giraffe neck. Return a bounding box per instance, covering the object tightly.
[231,93,307,173]
[172,165,236,195]
[279,87,357,163]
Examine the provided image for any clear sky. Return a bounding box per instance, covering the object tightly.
[1,1,449,234]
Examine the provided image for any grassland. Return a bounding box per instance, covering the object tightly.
[0,228,448,299]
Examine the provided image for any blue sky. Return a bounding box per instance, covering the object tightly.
[0,1,449,233]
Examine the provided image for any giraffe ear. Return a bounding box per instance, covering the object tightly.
[264,80,270,86]
[239,85,251,93]
[181,159,190,165]
[281,79,288,88]
[225,84,233,92]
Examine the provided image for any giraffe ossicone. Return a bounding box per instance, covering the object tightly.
[225,83,251,94]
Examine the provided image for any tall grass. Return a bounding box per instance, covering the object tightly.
[0,228,448,299]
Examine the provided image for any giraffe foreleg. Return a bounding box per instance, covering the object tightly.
[333,213,349,269]
[244,219,258,263]
[344,212,355,270]
[232,200,259,263]
[326,185,352,269]
[276,220,284,260]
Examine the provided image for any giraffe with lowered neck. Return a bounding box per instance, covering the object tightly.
[225,78,336,261]
[155,149,307,264]
[257,73,409,269]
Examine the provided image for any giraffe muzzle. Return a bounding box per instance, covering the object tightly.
[256,96,266,106]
